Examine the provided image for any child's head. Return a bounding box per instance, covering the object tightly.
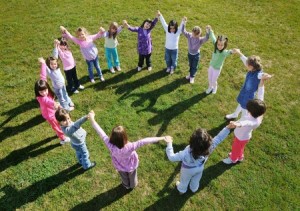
[192,26,202,37]
[168,20,178,33]
[46,56,59,70]
[75,27,88,40]
[109,126,128,149]
[246,99,266,118]
[55,108,72,127]
[58,37,69,51]
[34,79,54,97]
[246,55,262,71]
[189,128,212,159]
[108,22,118,39]
[141,19,153,29]
[214,35,228,53]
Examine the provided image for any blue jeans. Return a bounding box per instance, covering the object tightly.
[53,86,73,111]
[86,56,102,80]
[105,47,120,69]
[188,53,200,77]
[71,142,91,169]
[165,48,178,69]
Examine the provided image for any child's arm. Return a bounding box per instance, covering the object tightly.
[52,39,60,59]
[157,10,168,32]
[88,110,110,143]
[38,57,47,81]
[209,126,231,153]
[208,26,216,45]
[166,141,186,162]
[257,73,272,100]
[148,14,159,31]
[63,115,88,135]
[124,20,139,32]
[130,136,166,151]
[233,49,248,67]
[200,25,210,43]
[181,17,189,38]
[90,27,106,41]
[60,26,81,45]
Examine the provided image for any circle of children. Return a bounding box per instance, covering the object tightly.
[34,11,272,194]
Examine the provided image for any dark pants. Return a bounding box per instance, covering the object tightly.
[188,53,200,77]
[118,169,138,189]
[138,53,151,68]
[64,66,80,92]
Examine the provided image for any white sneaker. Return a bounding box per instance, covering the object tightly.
[60,137,70,145]
[78,85,85,90]
[185,75,190,80]
[166,68,171,73]
[116,66,121,71]
[223,157,235,164]
[137,66,142,71]
[91,79,95,83]
[205,87,213,94]
[100,75,105,82]
[175,181,184,195]
[212,85,218,94]
[148,67,152,71]
[225,113,238,119]
[73,90,79,94]
[68,107,74,111]
[110,68,115,73]
[190,77,195,84]
[170,68,174,74]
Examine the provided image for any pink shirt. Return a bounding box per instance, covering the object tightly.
[91,121,160,172]
[53,47,75,71]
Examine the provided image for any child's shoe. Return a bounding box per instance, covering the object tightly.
[68,107,75,112]
[175,181,184,195]
[116,66,121,71]
[148,67,152,71]
[225,113,238,120]
[110,67,115,73]
[222,157,235,164]
[166,67,171,73]
[185,75,190,80]
[73,90,79,94]
[190,77,195,84]
[212,85,218,94]
[100,75,105,82]
[86,161,96,170]
[60,137,70,145]
[170,68,174,74]
[69,102,75,107]
[205,87,213,94]
[79,85,85,90]
[137,66,142,71]
[90,79,95,83]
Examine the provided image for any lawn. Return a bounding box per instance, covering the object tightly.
[0,0,299,210]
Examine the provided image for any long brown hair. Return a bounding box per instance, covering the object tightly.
[109,126,128,149]
[34,80,55,98]
[189,128,212,159]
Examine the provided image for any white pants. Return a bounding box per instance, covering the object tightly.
[177,165,204,193]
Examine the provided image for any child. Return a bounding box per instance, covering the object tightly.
[34,68,70,145]
[123,12,159,71]
[182,17,210,84]
[88,111,169,189]
[223,74,272,164]
[55,108,96,170]
[165,125,234,194]
[39,57,74,112]
[225,49,270,119]
[205,26,233,94]
[53,38,84,94]
[60,26,105,83]
[103,22,123,73]
[157,10,183,74]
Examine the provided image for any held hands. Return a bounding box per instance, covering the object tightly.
[54,102,61,110]
[99,27,105,33]
[54,39,60,46]
[182,16,187,23]
[164,136,173,143]
[38,57,45,64]
[227,121,241,129]
[232,48,242,55]
[157,10,161,17]
[261,73,273,81]
[87,110,95,120]
[60,26,66,33]
[122,20,129,28]
[206,25,211,33]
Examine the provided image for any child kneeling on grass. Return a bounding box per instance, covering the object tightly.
[55,108,96,170]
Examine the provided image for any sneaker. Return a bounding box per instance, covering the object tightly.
[68,107,74,111]
[190,77,195,84]
[91,79,95,83]
[78,85,85,90]
[206,87,213,94]
[116,66,121,71]
[69,102,75,107]
[175,181,184,195]
[222,157,235,164]
[110,68,115,73]
[212,85,218,94]
[100,75,105,82]
[148,67,152,71]
[166,68,171,73]
[137,66,142,71]
[225,113,238,120]
[86,161,96,170]
[170,68,174,74]
[73,90,79,94]
[238,157,244,162]
[60,137,70,145]
[185,75,190,80]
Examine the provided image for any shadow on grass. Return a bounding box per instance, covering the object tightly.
[148,92,208,136]
[70,184,131,211]
[208,121,230,137]
[145,161,235,210]
[0,115,44,142]
[0,136,58,172]
[0,164,84,210]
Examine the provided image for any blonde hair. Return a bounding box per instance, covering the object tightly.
[75,27,89,37]
[192,26,202,36]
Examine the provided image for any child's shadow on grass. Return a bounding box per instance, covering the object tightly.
[0,136,58,172]
[149,92,208,136]
[70,184,131,211]
[0,164,84,210]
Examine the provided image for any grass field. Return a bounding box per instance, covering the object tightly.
[0,0,299,210]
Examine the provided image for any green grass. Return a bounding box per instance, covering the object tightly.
[0,0,299,210]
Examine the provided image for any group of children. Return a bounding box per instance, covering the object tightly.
[33,11,272,193]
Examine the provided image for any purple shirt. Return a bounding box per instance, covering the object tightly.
[91,121,160,172]
[128,18,158,55]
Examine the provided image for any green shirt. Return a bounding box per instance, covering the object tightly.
[209,30,232,70]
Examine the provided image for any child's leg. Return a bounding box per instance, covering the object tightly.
[86,59,95,80]
[78,143,92,169]
[229,136,249,162]
[128,169,138,189]
[54,88,70,111]
[170,49,178,70]
[64,70,74,92]
[105,47,113,69]
[93,56,103,77]
[226,104,242,119]
[61,86,74,108]
[138,54,145,68]
[241,108,248,118]
[112,47,120,67]
[189,167,204,193]
[71,143,83,165]
[207,66,214,88]
[71,66,80,90]
[145,53,152,68]
[189,53,200,78]
[211,67,221,89]
[165,48,172,69]
[47,118,65,140]
[118,171,130,189]
[177,167,193,194]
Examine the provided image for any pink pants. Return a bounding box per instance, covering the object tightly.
[229,136,249,162]
[46,117,65,141]
[207,66,221,89]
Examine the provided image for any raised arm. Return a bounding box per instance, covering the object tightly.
[209,126,231,153]
[158,11,168,32]
[88,111,110,144]
[90,27,106,41]
[181,17,189,38]
[63,116,88,135]
[38,57,47,81]
[60,26,81,45]
[52,39,60,59]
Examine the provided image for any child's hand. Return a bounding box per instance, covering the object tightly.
[123,20,129,28]
[232,48,241,55]
[227,121,240,129]
[164,136,173,143]
[54,39,60,46]
[157,10,161,17]
[60,26,66,33]
[99,27,105,33]
[54,102,60,110]
[261,73,273,81]
[205,25,211,33]
[38,57,45,64]
[88,110,95,120]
